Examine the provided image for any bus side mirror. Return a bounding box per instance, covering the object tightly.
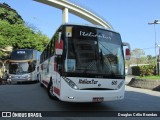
[55,32,63,55]
[125,48,131,60]
[123,42,131,60]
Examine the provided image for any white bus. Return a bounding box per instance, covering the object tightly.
[39,24,130,102]
[8,49,41,83]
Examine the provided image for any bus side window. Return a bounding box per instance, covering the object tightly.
[54,56,62,73]
[58,56,62,71]
[51,39,55,56]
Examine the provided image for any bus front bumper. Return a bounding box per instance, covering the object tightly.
[8,74,33,83]
[58,80,125,103]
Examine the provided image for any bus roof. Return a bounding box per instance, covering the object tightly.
[62,23,113,30]
[51,23,120,40]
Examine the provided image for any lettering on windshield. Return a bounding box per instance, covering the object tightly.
[17,51,25,54]
[79,79,98,84]
[80,31,111,40]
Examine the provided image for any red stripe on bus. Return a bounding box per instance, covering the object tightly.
[42,80,48,86]
[54,62,57,72]
[54,87,60,96]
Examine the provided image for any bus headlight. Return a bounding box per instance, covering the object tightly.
[117,81,124,89]
[25,75,30,79]
[63,77,79,90]
[25,75,27,78]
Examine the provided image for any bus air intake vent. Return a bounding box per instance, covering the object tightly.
[80,88,115,90]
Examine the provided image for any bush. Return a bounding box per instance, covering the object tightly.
[132,66,140,76]
[131,65,155,76]
[140,65,154,77]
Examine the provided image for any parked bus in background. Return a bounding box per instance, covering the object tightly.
[8,49,41,83]
[39,24,130,102]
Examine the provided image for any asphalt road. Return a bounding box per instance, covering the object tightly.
[0,81,160,120]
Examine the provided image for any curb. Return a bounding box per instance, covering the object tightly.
[128,78,160,92]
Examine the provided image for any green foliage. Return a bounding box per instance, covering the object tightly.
[127,48,156,66]
[132,66,140,76]
[131,65,155,77]
[0,4,24,25]
[139,65,155,77]
[0,3,49,59]
[131,48,145,65]
[136,76,160,80]
[0,20,49,59]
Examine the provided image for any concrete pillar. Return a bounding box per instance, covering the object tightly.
[62,8,68,23]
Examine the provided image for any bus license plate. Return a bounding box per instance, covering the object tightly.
[92,97,104,102]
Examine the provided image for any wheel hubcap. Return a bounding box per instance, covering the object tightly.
[50,85,54,96]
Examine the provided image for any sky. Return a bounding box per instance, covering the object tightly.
[1,0,160,56]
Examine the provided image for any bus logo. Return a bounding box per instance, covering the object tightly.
[17,51,25,54]
[79,79,98,84]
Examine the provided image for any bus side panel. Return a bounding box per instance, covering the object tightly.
[50,56,61,98]
[41,59,50,87]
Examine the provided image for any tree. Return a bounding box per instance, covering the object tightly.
[0,20,49,59]
[146,55,155,65]
[0,3,49,60]
[0,3,24,24]
[131,48,145,65]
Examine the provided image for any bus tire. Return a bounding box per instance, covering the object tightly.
[48,81,57,100]
[40,82,44,87]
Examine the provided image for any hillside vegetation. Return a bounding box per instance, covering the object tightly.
[0,3,49,59]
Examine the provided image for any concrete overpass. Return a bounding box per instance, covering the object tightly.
[34,0,113,29]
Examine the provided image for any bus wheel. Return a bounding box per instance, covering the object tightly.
[48,82,56,99]
[40,82,44,87]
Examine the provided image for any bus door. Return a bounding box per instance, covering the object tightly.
[53,56,62,96]
[32,60,37,80]
[53,32,63,96]
[40,59,50,86]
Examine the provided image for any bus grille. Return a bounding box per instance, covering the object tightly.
[80,88,115,90]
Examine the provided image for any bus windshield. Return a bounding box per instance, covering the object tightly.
[9,62,35,74]
[64,26,124,78]
[11,50,33,60]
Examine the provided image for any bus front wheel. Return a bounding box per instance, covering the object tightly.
[48,82,57,100]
